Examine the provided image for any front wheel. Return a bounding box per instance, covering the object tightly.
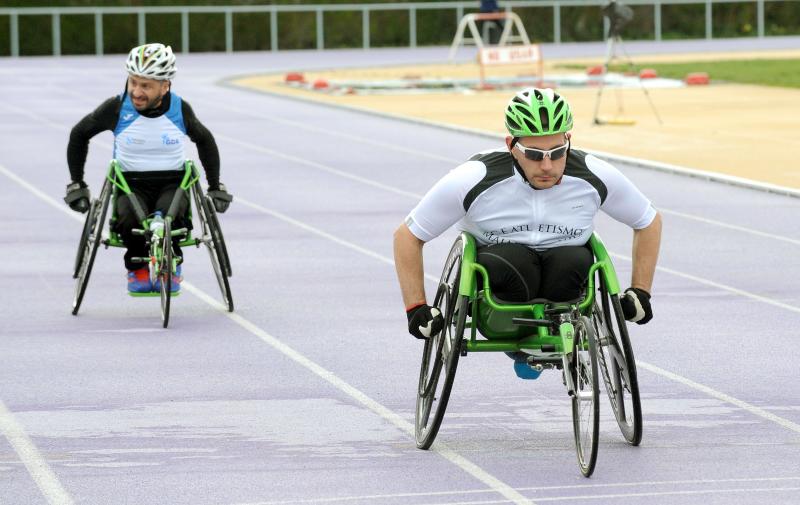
[415,236,467,450]
[158,219,173,328]
[571,315,599,477]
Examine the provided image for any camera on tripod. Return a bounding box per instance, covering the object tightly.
[603,0,634,38]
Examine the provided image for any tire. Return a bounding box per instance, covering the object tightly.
[194,187,233,312]
[415,236,467,450]
[572,315,600,477]
[159,219,172,329]
[72,180,111,315]
[591,278,643,446]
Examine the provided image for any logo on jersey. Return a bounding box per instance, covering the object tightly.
[122,113,134,121]
[161,134,180,145]
[125,136,145,145]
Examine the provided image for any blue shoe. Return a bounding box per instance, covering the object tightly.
[154,264,181,293]
[127,267,153,293]
[507,352,542,380]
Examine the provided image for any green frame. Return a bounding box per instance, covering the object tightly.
[457,232,622,354]
[103,159,202,249]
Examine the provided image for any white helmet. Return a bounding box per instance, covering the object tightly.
[126,43,176,81]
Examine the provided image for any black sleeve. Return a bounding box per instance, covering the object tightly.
[66,96,120,183]
[182,99,221,189]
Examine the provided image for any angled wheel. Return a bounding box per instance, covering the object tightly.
[158,219,173,328]
[72,180,111,315]
[572,315,599,477]
[415,236,467,449]
[194,187,233,312]
[591,277,643,445]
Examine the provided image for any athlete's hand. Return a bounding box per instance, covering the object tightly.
[208,183,233,213]
[64,181,90,213]
[406,303,444,340]
[620,287,652,325]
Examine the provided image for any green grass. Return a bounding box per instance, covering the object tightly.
[556,59,800,89]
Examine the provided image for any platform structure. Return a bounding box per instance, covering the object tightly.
[448,11,531,61]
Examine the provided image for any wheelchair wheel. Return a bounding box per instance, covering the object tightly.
[571,315,599,478]
[194,188,233,312]
[591,279,643,446]
[415,236,467,450]
[72,180,111,315]
[158,219,172,329]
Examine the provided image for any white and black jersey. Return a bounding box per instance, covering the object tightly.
[406,148,656,249]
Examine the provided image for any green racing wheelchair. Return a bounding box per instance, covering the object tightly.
[72,160,233,328]
[415,232,642,477]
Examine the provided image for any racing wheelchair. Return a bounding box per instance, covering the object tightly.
[72,160,233,327]
[415,232,642,477]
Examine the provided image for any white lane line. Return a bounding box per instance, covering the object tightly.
[0,400,74,505]
[610,252,800,316]
[204,101,461,163]
[230,476,800,504]
[236,197,440,284]
[233,196,800,436]
[185,284,535,505]
[658,208,800,247]
[215,132,423,200]
[0,164,535,505]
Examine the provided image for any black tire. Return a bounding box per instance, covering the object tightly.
[415,236,467,450]
[572,315,600,477]
[592,278,643,446]
[72,180,111,315]
[194,187,233,312]
[159,219,172,329]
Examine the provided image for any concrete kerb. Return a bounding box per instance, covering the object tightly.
[220,76,800,200]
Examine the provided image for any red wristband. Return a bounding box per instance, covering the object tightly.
[405,301,426,313]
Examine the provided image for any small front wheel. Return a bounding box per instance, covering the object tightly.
[571,315,599,477]
[158,219,173,329]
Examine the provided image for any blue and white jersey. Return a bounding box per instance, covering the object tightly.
[113,92,186,172]
[406,148,657,249]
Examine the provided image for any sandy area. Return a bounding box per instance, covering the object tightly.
[231,49,800,189]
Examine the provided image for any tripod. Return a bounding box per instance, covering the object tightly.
[591,34,663,126]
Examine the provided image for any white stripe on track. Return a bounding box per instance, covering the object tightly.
[0,400,74,505]
[0,164,535,505]
[230,476,800,505]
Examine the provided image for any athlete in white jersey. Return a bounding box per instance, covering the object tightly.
[64,43,233,293]
[394,88,662,373]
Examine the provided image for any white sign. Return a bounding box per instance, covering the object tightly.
[479,45,541,66]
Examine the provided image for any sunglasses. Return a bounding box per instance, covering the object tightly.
[514,140,570,161]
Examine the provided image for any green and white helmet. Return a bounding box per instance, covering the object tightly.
[504,87,573,137]
[126,43,177,81]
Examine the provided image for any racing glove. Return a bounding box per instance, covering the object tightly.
[208,183,233,213]
[64,181,90,213]
[406,303,444,340]
[620,287,653,325]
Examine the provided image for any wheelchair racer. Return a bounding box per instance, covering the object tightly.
[393,87,662,377]
[64,43,232,293]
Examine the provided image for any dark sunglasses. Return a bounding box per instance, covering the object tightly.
[514,140,570,161]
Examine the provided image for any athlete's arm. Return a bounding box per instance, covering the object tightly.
[182,100,221,188]
[630,211,662,292]
[394,223,428,308]
[66,96,119,182]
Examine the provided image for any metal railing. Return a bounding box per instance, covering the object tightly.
[0,0,790,57]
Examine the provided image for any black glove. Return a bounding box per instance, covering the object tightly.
[207,183,233,213]
[406,303,444,340]
[64,181,90,213]
[620,287,653,325]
